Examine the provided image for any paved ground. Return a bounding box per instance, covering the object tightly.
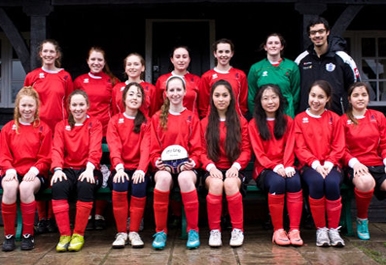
[1,220,386,265]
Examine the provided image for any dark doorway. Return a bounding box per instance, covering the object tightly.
[150,20,212,83]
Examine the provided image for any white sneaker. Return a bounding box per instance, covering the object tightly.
[208,230,222,247]
[328,227,345,247]
[112,232,128,249]
[129,232,144,248]
[316,227,330,247]
[127,217,144,232]
[229,228,244,247]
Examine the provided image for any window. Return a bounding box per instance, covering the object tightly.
[345,31,386,106]
[0,33,28,108]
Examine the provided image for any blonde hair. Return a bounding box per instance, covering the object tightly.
[159,75,186,130]
[13,86,41,133]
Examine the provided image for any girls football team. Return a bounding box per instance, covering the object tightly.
[1,37,382,252]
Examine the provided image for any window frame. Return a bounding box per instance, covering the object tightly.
[0,33,29,108]
[344,30,386,106]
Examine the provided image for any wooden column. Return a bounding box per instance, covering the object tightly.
[23,1,53,71]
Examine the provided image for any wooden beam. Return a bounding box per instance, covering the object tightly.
[331,5,364,36]
[0,8,30,73]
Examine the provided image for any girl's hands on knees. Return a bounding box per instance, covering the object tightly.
[209,167,222,179]
[285,167,296,178]
[316,165,328,178]
[51,169,67,185]
[79,163,95,183]
[132,170,145,184]
[225,166,239,178]
[3,170,17,182]
[113,168,129,183]
[353,162,369,177]
[273,164,286,177]
[23,167,38,182]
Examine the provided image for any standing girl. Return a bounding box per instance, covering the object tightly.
[247,33,300,117]
[201,79,251,247]
[74,46,119,136]
[155,46,201,117]
[74,46,119,230]
[150,75,202,250]
[50,90,103,252]
[1,87,52,251]
[294,80,345,247]
[107,82,150,248]
[249,84,303,246]
[340,82,386,240]
[24,39,74,234]
[199,38,248,119]
[112,53,157,118]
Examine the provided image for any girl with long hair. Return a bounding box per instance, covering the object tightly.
[201,79,251,247]
[340,82,386,240]
[249,84,303,246]
[199,38,248,119]
[107,82,150,248]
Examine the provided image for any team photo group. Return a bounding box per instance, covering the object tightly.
[1,16,386,254]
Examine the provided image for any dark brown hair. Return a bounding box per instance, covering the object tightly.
[123,52,146,80]
[346,82,370,125]
[67,89,89,128]
[122,82,147,133]
[206,79,241,163]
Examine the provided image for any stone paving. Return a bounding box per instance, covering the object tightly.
[1,220,386,265]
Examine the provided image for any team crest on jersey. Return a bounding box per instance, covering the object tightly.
[262,71,268,77]
[65,125,71,131]
[370,115,376,122]
[302,61,312,70]
[329,117,333,125]
[346,119,352,125]
[118,118,124,124]
[302,117,309,123]
[83,78,89,84]
[212,73,219,80]
[39,72,45,79]
[11,124,16,130]
[325,63,336,72]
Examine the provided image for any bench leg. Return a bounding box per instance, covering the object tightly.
[16,204,23,241]
[180,206,187,239]
[340,189,354,237]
